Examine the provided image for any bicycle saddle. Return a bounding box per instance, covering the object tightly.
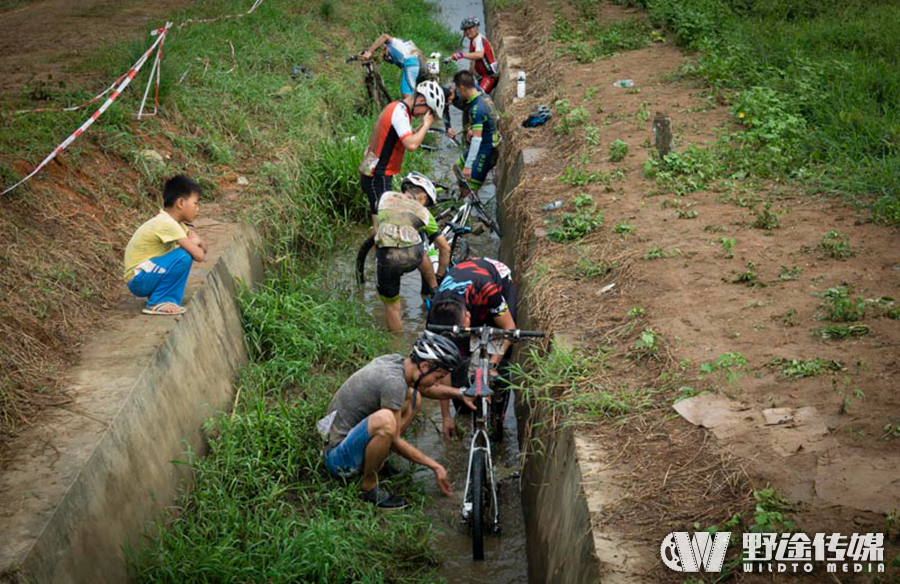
[461,385,494,398]
[447,221,473,235]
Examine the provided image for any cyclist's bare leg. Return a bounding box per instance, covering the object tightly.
[384,299,403,332]
[362,408,397,491]
[416,250,438,290]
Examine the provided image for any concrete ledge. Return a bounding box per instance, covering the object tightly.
[0,222,263,583]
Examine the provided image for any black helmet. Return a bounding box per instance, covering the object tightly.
[460,17,480,30]
[411,330,462,371]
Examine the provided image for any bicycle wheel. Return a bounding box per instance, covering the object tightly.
[356,234,375,284]
[471,449,486,561]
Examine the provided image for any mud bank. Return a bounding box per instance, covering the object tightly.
[487,22,604,583]
[0,223,263,583]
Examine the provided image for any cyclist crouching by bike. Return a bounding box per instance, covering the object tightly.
[319,331,476,508]
[359,80,445,229]
[426,258,518,439]
[450,17,500,95]
[375,172,451,332]
[453,71,501,192]
[361,34,427,98]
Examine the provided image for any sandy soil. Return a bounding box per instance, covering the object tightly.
[491,0,899,580]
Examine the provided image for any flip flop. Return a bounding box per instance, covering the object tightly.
[142,302,186,316]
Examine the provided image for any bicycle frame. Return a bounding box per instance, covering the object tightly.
[426,325,545,543]
[460,329,501,529]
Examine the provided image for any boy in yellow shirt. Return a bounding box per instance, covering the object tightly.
[123,175,207,315]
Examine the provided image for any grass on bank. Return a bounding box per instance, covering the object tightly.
[601,0,900,222]
[128,266,441,582]
[0,0,455,446]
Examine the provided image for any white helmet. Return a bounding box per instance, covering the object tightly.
[416,80,445,119]
[401,171,437,206]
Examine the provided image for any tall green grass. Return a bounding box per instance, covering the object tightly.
[611,0,900,222]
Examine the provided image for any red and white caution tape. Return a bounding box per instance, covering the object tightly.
[2,23,172,196]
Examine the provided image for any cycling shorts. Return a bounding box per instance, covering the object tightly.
[376,242,425,302]
[360,173,393,215]
[458,147,499,188]
[400,56,420,96]
[477,75,498,95]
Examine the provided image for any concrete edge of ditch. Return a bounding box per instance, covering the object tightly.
[486,6,649,581]
[0,223,263,584]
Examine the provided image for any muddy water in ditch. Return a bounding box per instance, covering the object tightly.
[345,4,528,578]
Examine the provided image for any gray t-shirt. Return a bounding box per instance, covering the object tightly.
[326,354,408,448]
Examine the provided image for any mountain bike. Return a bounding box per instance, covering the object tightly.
[347,54,391,110]
[427,323,545,561]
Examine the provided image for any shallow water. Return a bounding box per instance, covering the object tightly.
[347,3,530,575]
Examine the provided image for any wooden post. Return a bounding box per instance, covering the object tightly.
[653,111,673,159]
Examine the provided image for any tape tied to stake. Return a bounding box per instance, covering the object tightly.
[2,23,172,196]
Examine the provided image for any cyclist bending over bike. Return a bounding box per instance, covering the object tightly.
[453,71,501,192]
[450,17,500,95]
[320,331,475,508]
[426,257,518,438]
[362,34,427,98]
[359,80,445,229]
[375,172,451,332]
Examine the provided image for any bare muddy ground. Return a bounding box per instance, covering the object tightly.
[490,0,899,581]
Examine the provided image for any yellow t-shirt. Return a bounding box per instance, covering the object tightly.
[123,210,188,281]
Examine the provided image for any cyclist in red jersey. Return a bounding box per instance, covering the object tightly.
[359,80,445,228]
[450,17,500,95]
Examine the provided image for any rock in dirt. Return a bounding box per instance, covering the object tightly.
[236,176,249,186]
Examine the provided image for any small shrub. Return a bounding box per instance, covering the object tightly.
[819,231,853,259]
[751,202,780,230]
[609,139,629,162]
[548,208,604,243]
[771,357,842,379]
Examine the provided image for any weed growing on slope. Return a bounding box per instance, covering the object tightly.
[614,221,636,235]
[609,139,629,162]
[818,286,866,322]
[819,231,854,259]
[699,352,748,384]
[719,237,735,258]
[643,245,681,260]
[770,357,843,379]
[631,328,662,361]
[751,202,780,230]
[548,207,604,243]
[552,16,653,63]
[815,324,870,340]
[554,99,591,135]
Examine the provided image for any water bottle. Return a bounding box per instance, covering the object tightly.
[613,79,634,88]
[517,72,526,99]
[543,200,564,211]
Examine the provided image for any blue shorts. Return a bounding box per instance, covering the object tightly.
[324,416,371,477]
[400,56,420,96]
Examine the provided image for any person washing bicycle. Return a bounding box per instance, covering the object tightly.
[426,257,518,440]
[319,331,476,509]
[375,172,451,333]
[452,70,501,193]
[359,80,445,229]
[449,17,500,95]
[361,34,427,98]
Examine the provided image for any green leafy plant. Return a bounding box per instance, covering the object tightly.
[554,100,591,135]
[719,237,736,258]
[574,193,594,208]
[676,208,698,219]
[819,231,853,259]
[585,125,600,146]
[771,357,843,379]
[751,202,780,230]
[575,258,616,280]
[643,245,681,260]
[732,261,764,287]
[614,221,636,235]
[631,328,662,360]
[609,139,629,162]
[819,286,866,322]
[627,306,645,319]
[815,324,870,340]
[548,208,605,243]
[749,489,797,533]
[700,352,748,383]
[778,265,801,280]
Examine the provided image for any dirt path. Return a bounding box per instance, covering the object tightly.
[491,0,899,580]
[0,0,192,94]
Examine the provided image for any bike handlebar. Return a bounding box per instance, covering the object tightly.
[427,324,545,340]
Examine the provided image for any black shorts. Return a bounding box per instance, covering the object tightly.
[376,243,425,301]
[360,173,393,215]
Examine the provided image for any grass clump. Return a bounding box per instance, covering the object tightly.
[553,15,653,63]
[819,286,866,322]
[554,99,591,135]
[547,208,604,243]
[608,139,629,162]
